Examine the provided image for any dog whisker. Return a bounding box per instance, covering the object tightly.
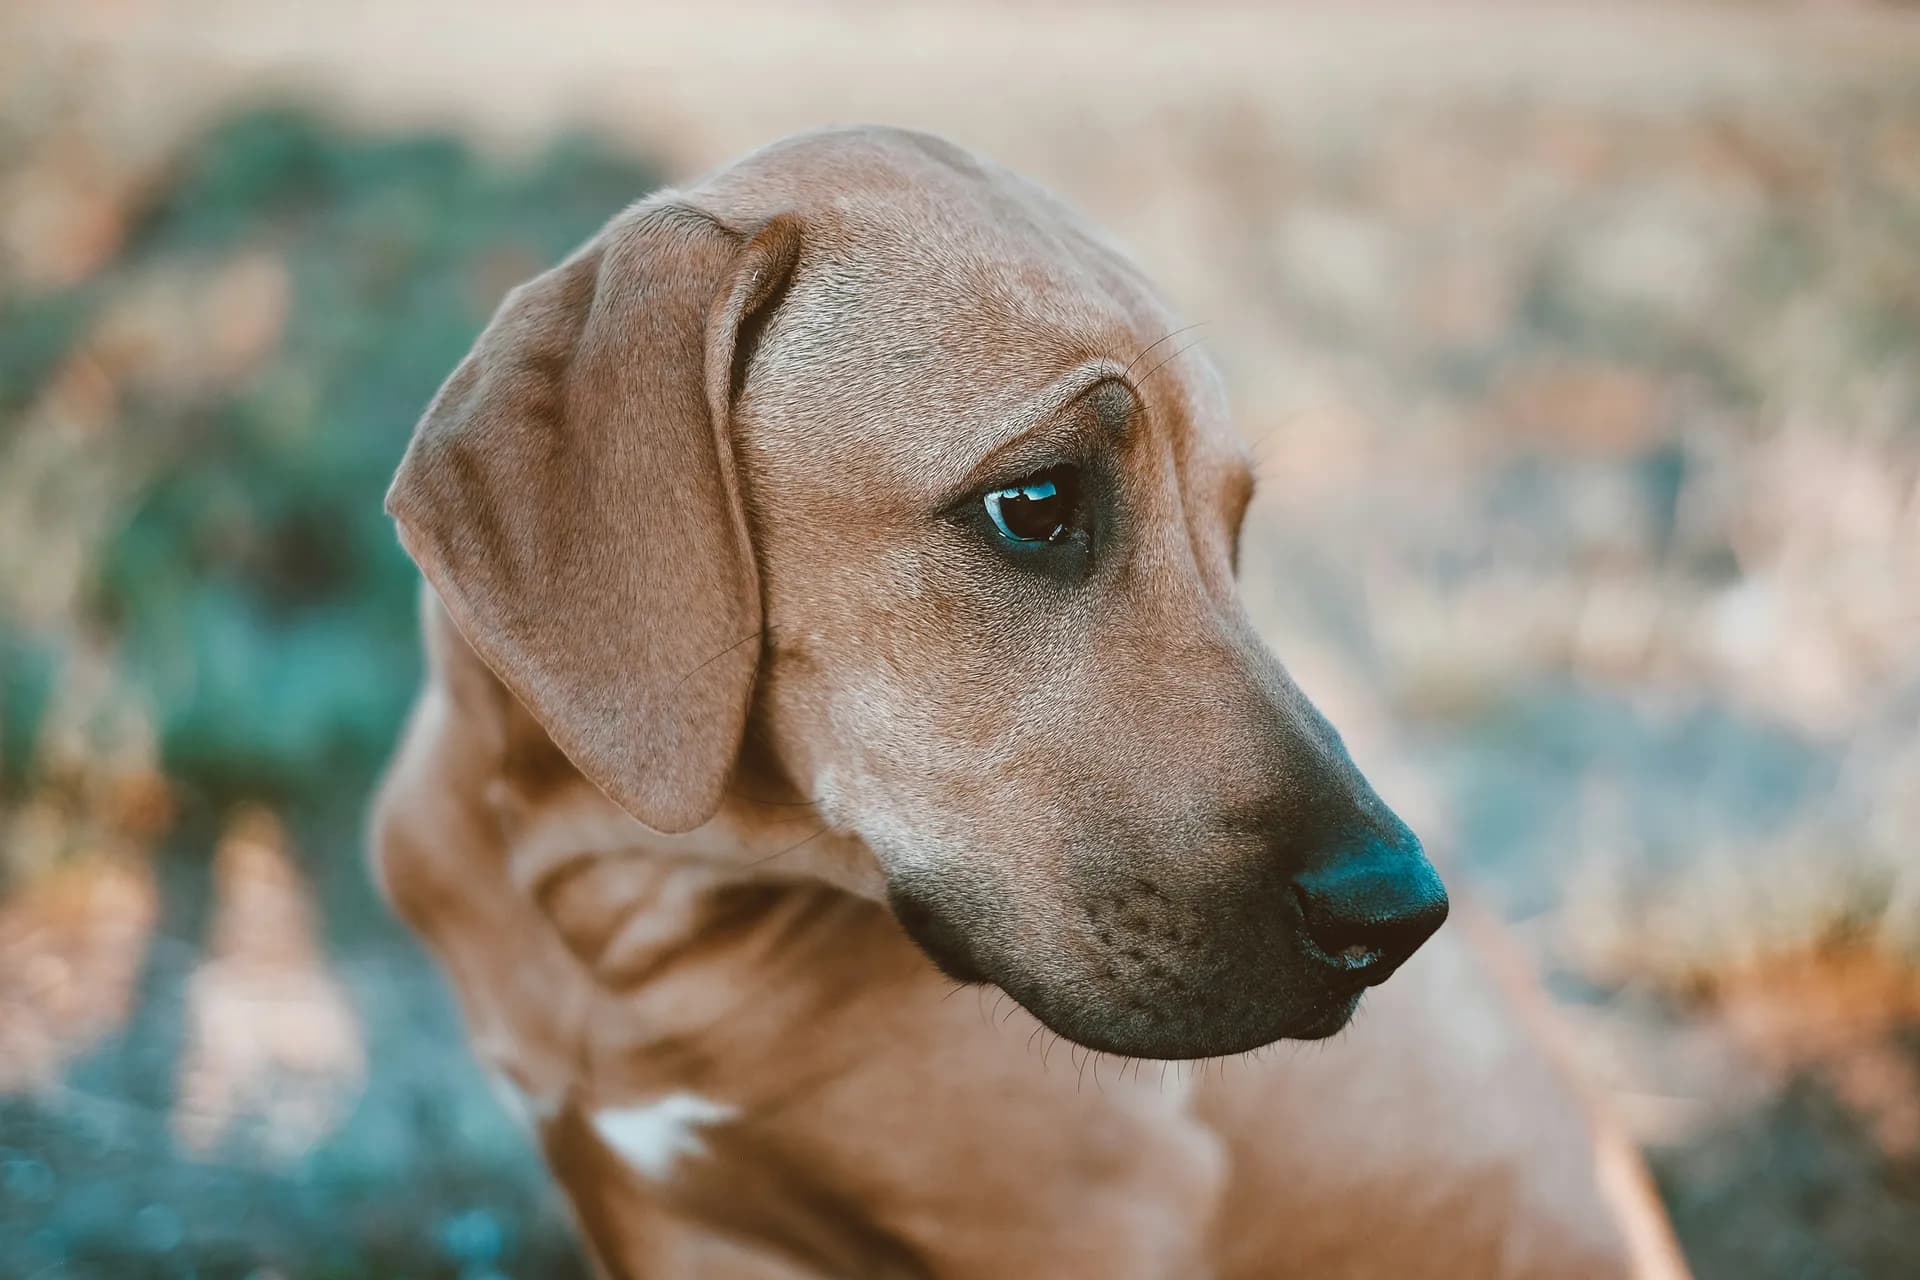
[1122,321,1208,381]
[1245,402,1331,463]
[745,824,831,868]
[726,791,823,808]
[669,624,772,696]
[1137,336,1207,390]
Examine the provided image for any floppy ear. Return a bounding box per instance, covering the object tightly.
[388,202,801,834]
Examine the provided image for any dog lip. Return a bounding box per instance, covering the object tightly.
[1000,979,1364,1057]
[1285,989,1365,1040]
[887,882,990,984]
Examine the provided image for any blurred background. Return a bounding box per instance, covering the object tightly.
[2,2,1917,1276]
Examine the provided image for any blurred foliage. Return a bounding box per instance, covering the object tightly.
[1,108,658,812]
[0,106,662,1278]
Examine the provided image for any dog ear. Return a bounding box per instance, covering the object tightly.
[388,202,801,834]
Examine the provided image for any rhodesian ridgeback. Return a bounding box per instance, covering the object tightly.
[371,125,1688,1279]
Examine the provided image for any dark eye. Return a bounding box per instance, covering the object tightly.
[982,466,1083,545]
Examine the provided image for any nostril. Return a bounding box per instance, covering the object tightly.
[1296,894,1392,967]
[1290,853,1449,981]
[1290,881,1373,961]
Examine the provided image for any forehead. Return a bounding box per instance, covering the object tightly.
[693,127,1243,487]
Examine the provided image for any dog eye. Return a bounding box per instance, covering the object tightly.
[983,466,1083,545]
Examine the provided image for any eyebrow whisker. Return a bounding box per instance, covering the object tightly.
[1123,321,1207,381]
[1137,337,1206,390]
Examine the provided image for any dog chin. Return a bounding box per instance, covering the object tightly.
[1003,980,1366,1061]
[1279,989,1366,1042]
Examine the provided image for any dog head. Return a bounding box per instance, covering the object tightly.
[389,126,1446,1059]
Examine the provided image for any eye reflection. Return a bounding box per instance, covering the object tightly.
[983,466,1082,545]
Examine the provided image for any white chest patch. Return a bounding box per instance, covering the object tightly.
[591,1093,738,1181]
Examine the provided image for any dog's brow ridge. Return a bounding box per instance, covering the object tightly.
[946,359,1137,497]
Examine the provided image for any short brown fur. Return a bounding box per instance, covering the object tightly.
[372,126,1689,1278]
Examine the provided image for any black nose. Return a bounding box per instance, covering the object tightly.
[1290,837,1448,983]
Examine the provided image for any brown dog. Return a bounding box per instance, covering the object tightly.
[370,126,1688,1278]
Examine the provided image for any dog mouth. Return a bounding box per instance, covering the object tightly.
[889,880,1378,1057]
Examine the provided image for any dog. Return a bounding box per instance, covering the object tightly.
[370,125,1689,1278]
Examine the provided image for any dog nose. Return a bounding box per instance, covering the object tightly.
[1290,836,1448,983]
